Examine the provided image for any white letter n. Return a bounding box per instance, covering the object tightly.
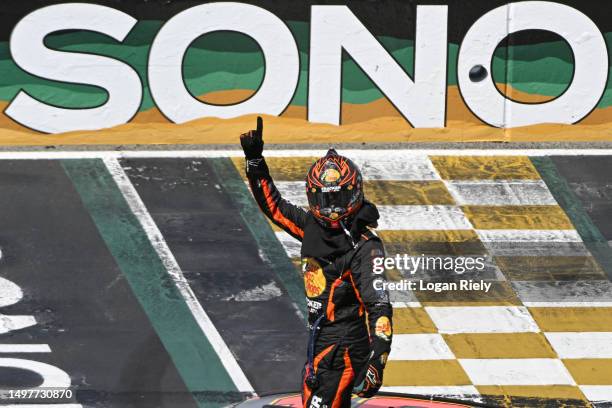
[308,5,448,127]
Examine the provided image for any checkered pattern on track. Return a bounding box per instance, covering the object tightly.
[234,154,612,406]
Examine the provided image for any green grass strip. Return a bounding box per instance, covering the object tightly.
[62,159,242,407]
[208,157,306,320]
[531,156,612,279]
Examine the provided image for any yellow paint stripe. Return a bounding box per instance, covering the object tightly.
[462,205,574,230]
[430,156,541,180]
[269,218,283,232]
[364,180,454,205]
[264,157,318,181]
[416,281,522,306]
[233,159,453,205]
[476,385,588,402]
[392,307,438,334]
[231,156,317,181]
[494,256,606,280]
[231,158,297,235]
[529,307,612,332]
[230,156,250,182]
[378,230,486,255]
[384,360,471,386]
[384,267,404,282]
[378,230,480,243]
[444,333,556,358]
[563,359,612,385]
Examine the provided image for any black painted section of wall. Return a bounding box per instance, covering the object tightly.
[121,158,306,394]
[0,160,196,408]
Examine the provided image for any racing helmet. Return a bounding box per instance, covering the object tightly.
[306,149,364,228]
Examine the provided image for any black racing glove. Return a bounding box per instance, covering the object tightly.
[240,116,264,160]
[353,348,388,398]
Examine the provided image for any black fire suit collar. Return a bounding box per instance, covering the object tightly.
[301,200,379,259]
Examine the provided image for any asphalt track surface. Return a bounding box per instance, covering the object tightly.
[120,157,306,394]
[0,160,197,407]
[0,150,612,407]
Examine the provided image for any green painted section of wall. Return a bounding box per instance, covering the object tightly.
[1,21,611,111]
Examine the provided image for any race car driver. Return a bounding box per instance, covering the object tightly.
[240,117,393,408]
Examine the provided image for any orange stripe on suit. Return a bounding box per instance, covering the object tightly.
[261,178,304,239]
[302,344,335,408]
[348,271,365,317]
[331,347,354,408]
[326,271,351,321]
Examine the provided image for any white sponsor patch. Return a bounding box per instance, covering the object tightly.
[309,395,322,408]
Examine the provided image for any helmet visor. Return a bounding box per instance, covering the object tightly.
[309,187,360,216]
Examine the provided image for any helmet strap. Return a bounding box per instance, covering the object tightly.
[339,219,356,248]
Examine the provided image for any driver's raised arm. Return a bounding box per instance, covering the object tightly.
[240,117,308,241]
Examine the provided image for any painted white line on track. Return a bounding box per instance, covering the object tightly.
[271,180,552,209]
[484,241,590,257]
[545,332,612,358]
[275,231,301,259]
[267,190,473,230]
[353,156,441,180]
[377,206,472,230]
[380,385,480,397]
[426,306,540,334]
[273,182,308,206]
[103,158,254,393]
[0,344,51,353]
[0,358,74,387]
[0,148,610,160]
[391,301,423,308]
[524,302,612,307]
[0,276,37,334]
[579,386,612,403]
[476,229,582,242]
[514,281,612,304]
[446,180,557,205]
[459,358,576,386]
[389,334,455,360]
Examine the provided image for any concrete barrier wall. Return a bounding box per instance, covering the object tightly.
[0,1,611,143]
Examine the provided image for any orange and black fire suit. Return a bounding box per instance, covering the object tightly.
[245,158,393,408]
